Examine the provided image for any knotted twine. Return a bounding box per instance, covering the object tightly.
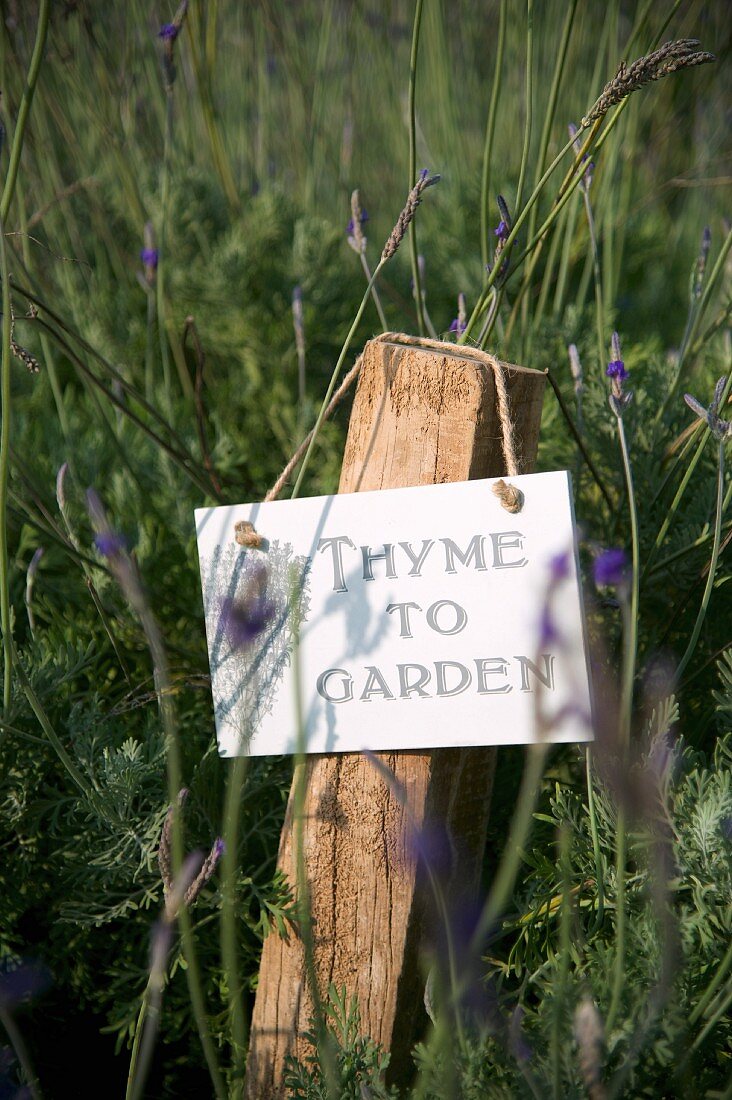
[235,333,524,549]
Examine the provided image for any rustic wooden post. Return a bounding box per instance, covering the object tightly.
[245,334,546,1097]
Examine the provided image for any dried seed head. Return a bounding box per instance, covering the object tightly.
[164,851,203,922]
[184,837,225,907]
[582,39,714,128]
[157,788,189,896]
[11,340,40,374]
[381,169,440,261]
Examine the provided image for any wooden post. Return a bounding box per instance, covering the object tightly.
[245,335,546,1097]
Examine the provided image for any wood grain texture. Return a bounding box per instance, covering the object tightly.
[245,335,546,1096]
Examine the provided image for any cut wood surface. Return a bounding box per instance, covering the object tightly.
[245,334,546,1096]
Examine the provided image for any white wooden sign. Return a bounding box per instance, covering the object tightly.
[195,472,592,757]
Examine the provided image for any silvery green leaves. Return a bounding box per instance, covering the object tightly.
[200,539,311,753]
[684,377,732,442]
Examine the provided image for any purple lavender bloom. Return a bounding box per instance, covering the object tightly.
[220,592,275,649]
[213,837,226,859]
[549,550,571,582]
[140,247,158,269]
[594,548,628,587]
[606,331,632,415]
[606,359,629,381]
[539,605,559,646]
[346,209,368,236]
[94,530,127,558]
[494,219,509,240]
[449,292,467,337]
[158,22,178,40]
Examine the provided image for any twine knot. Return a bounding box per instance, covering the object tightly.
[492,479,523,514]
[235,520,263,549]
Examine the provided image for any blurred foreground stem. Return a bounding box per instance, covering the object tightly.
[0,221,12,715]
[480,0,507,277]
[408,0,426,336]
[0,0,50,716]
[221,755,249,1092]
[606,412,640,1033]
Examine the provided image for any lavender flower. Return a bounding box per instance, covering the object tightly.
[550,550,571,581]
[449,292,467,337]
[684,376,731,441]
[606,331,632,416]
[87,488,147,616]
[485,195,512,283]
[158,1,188,87]
[538,551,571,646]
[96,529,127,558]
[93,529,127,558]
[140,222,158,287]
[346,191,368,254]
[594,547,628,588]
[539,604,559,646]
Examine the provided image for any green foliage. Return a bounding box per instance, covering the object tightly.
[478,729,732,1096]
[287,731,732,1098]
[283,986,399,1100]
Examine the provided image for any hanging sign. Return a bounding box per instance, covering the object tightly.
[195,471,592,757]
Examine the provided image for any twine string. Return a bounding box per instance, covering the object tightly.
[235,333,523,547]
